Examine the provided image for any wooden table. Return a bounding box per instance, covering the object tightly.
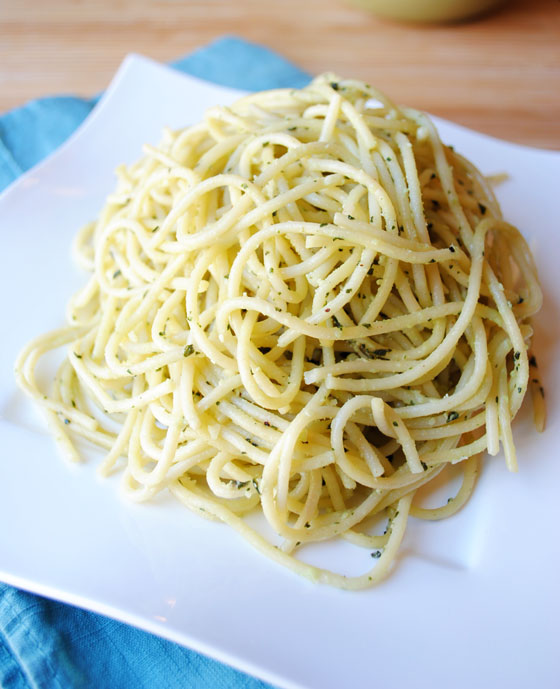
[1,0,559,149]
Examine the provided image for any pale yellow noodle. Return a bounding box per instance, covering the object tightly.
[14,74,544,589]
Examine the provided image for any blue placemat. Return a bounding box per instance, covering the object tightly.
[0,36,310,689]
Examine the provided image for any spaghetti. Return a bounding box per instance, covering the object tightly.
[15,74,544,589]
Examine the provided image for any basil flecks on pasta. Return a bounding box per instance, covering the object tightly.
[15,74,544,589]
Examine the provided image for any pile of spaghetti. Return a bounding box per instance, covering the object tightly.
[16,74,544,589]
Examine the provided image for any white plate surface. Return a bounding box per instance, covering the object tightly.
[1,54,559,689]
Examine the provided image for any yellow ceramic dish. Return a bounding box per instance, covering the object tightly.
[349,0,507,23]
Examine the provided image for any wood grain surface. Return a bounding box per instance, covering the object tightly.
[1,0,558,148]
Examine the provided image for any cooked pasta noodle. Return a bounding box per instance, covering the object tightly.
[15,74,544,589]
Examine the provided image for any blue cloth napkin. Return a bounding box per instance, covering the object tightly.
[0,36,310,689]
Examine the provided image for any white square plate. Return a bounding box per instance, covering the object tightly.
[1,54,559,689]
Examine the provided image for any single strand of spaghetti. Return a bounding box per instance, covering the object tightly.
[133,402,184,487]
[40,408,83,463]
[74,352,174,414]
[204,104,259,133]
[66,277,100,326]
[304,357,416,385]
[483,263,529,417]
[185,247,237,371]
[196,374,242,412]
[336,97,378,151]
[409,410,487,441]
[91,295,120,360]
[249,338,306,410]
[59,416,118,452]
[342,528,390,550]
[178,357,202,430]
[216,458,256,485]
[280,246,335,279]
[394,267,423,314]
[530,376,546,432]
[321,465,346,512]
[292,450,337,473]
[320,494,414,591]
[261,243,309,306]
[121,467,167,503]
[151,289,190,346]
[140,144,197,177]
[410,455,480,520]
[136,408,169,463]
[273,233,314,292]
[370,397,423,473]
[285,472,310,506]
[145,393,181,433]
[265,386,330,516]
[164,437,216,466]
[293,469,324,532]
[98,381,143,476]
[378,296,425,347]
[319,92,342,142]
[421,435,488,465]
[104,336,184,378]
[358,256,400,325]
[15,333,99,431]
[214,401,281,449]
[129,170,197,225]
[371,149,401,213]
[371,453,450,513]
[207,451,246,499]
[281,472,325,554]
[485,382,500,455]
[217,295,463,347]
[309,250,370,322]
[375,314,447,363]
[334,214,455,259]
[71,221,96,271]
[168,478,356,589]
[497,363,517,472]
[491,226,543,315]
[218,427,270,465]
[395,132,430,241]
[55,359,78,409]
[305,251,342,289]
[193,133,250,177]
[229,396,290,433]
[331,397,386,477]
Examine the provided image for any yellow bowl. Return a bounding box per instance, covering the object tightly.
[348,0,507,23]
